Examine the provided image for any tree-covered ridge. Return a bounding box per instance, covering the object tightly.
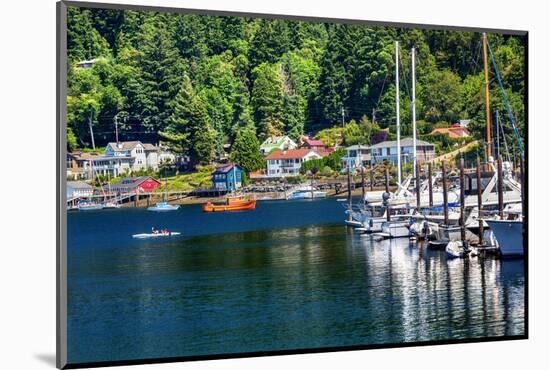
[66,7,526,160]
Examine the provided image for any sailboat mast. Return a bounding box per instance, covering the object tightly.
[395,41,401,186]
[482,32,492,160]
[411,47,417,181]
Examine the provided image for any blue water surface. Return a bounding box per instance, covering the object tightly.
[67,198,524,364]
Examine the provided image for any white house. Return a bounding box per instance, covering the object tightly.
[341,145,371,171]
[89,141,175,177]
[260,135,298,155]
[369,138,435,165]
[265,149,325,178]
[67,181,93,199]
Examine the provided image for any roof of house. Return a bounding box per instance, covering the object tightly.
[260,135,296,148]
[369,137,434,149]
[212,164,242,174]
[430,126,470,139]
[67,181,93,190]
[107,141,143,151]
[345,144,371,150]
[265,149,325,160]
[111,176,160,191]
[67,152,101,161]
[143,143,159,151]
[303,138,325,147]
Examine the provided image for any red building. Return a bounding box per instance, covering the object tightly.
[110,176,161,194]
[302,138,326,151]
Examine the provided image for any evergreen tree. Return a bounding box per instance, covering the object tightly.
[230,127,264,174]
[251,63,285,139]
[249,19,291,68]
[67,7,111,62]
[137,16,183,135]
[160,76,214,167]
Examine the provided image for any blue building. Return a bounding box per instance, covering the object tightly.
[211,164,243,192]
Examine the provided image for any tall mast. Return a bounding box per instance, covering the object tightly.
[482,33,492,160]
[395,41,401,186]
[411,47,417,181]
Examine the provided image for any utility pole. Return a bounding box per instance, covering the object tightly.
[341,106,345,127]
[88,111,96,150]
[114,114,119,144]
[372,108,376,125]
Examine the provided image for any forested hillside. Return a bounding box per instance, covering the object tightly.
[66,6,525,166]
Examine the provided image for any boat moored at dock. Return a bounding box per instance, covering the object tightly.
[147,202,180,212]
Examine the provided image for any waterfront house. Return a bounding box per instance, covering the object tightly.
[341,145,372,171]
[430,123,471,139]
[265,149,325,178]
[66,152,100,180]
[67,181,93,199]
[211,164,242,192]
[260,136,298,155]
[110,176,161,194]
[369,138,435,165]
[90,141,175,177]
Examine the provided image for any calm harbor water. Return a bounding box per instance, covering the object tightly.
[67,198,525,364]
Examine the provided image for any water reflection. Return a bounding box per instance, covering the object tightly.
[68,222,524,364]
[346,232,524,342]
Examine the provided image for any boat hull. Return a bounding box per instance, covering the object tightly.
[485,219,524,257]
[132,232,181,239]
[202,200,256,212]
[381,220,411,238]
[78,204,104,211]
[147,205,180,212]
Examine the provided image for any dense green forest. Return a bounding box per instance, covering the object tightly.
[66,6,526,168]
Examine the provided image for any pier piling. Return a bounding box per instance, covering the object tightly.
[347,165,352,221]
[497,155,504,220]
[385,167,391,222]
[476,157,484,246]
[361,166,365,202]
[416,161,421,213]
[520,154,525,219]
[460,158,465,242]
[370,163,374,191]
[442,161,449,225]
[428,162,433,208]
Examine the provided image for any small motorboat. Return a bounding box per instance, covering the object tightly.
[202,198,256,212]
[147,202,180,212]
[78,201,104,211]
[103,200,120,209]
[445,240,469,258]
[287,189,327,200]
[132,231,181,239]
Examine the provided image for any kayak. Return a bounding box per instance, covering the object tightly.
[132,232,181,239]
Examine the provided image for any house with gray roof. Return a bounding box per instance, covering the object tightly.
[341,145,372,171]
[88,141,176,177]
[67,181,93,199]
[369,137,435,165]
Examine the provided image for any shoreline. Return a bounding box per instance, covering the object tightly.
[119,186,391,208]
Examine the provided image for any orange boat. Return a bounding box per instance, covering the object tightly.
[202,198,256,212]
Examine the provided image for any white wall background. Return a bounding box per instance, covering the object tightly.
[0,0,546,369]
